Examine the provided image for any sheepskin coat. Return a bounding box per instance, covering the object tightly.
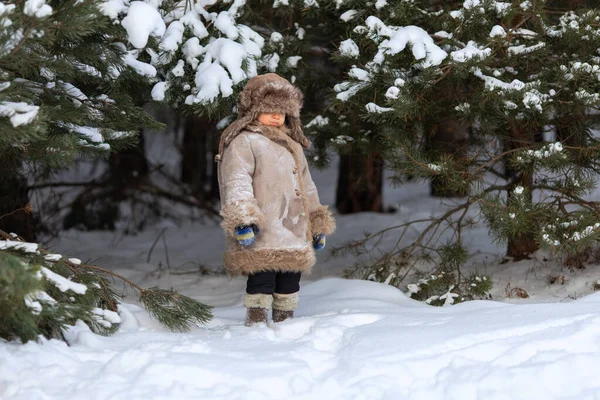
[217,74,335,276]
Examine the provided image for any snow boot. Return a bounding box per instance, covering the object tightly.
[272,293,298,323]
[244,293,272,326]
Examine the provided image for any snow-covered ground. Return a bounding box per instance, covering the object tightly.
[3,131,600,399]
[3,278,600,399]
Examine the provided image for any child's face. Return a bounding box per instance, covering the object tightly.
[257,112,285,127]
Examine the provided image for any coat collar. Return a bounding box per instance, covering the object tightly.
[246,122,298,154]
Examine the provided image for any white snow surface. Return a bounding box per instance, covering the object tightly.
[0,239,38,253]
[41,267,87,294]
[3,278,600,399]
[339,38,360,58]
[0,101,39,127]
[450,41,491,62]
[7,139,600,399]
[121,1,166,49]
[23,0,52,18]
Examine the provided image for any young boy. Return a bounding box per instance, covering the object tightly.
[216,73,336,326]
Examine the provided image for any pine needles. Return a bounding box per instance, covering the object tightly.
[0,230,212,343]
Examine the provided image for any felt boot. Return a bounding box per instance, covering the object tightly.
[272,293,298,323]
[244,293,272,326]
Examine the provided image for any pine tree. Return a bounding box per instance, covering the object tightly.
[0,0,212,340]
[329,0,600,301]
[0,0,161,233]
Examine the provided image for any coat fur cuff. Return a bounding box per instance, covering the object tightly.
[309,206,336,236]
[273,293,298,311]
[220,199,265,238]
[244,293,273,309]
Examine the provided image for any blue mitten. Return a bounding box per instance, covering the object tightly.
[235,224,259,246]
[313,233,326,251]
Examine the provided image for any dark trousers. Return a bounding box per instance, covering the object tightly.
[246,271,301,295]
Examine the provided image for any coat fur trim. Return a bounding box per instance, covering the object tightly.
[309,205,336,236]
[224,246,316,276]
[244,293,273,309]
[273,293,298,311]
[220,199,265,238]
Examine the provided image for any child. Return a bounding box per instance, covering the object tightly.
[216,73,336,326]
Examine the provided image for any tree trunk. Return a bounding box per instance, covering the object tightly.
[181,116,212,200]
[109,130,149,201]
[64,130,149,231]
[336,151,384,214]
[427,119,470,197]
[209,127,220,202]
[0,151,35,241]
[504,124,539,260]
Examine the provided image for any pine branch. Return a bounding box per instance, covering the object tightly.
[0,229,213,331]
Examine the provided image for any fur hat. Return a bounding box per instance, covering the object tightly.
[217,73,310,160]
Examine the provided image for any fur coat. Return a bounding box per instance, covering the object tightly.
[216,74,336,275]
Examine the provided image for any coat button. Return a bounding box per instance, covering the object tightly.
[293,166,298,174]
[295,189,301,196]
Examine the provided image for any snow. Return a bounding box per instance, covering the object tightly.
[178,8,209,40]
[64,124,103,143]
[0,101,39,127]
[508,42,546,56]
[152,81,168,101]
[189,58,233,104]
[340,9,357,22]
[286,56,302,68]
[270,32,283,43]
[0,3,16,17]
[124,50,157,77]
[159,21,185,52]
[334,81,366,102]
[121,1,166,49]
[23,0,52,18]
[25,291,56,314]
[295,24,305,40]
[93,308,122,327]
[349,67,370,81]
[365,102,393,113]
[179,35,258,104]
[171,59,185,77]
[450,41,491,62]
[374,0,387,9]
[9,138,600,398]
[263,52,280,72]
[182,37,203,68]
[99,0,127,19]
[490,25,506,38]
[365,19,447,68]
[339,38,359,58]
[44,253,62,261]
[0,239,38,253]
[473,68,527,91]
[4,278,600,399]
[41,267,87,294]
[215,11,238,40]
[305,115,329,128]
[434,31,453,39]
[385,86,400,100]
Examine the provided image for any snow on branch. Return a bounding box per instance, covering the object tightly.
[361,17,447,68]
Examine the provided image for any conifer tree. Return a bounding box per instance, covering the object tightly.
[0,0,212,341]
[329,0,600,301]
